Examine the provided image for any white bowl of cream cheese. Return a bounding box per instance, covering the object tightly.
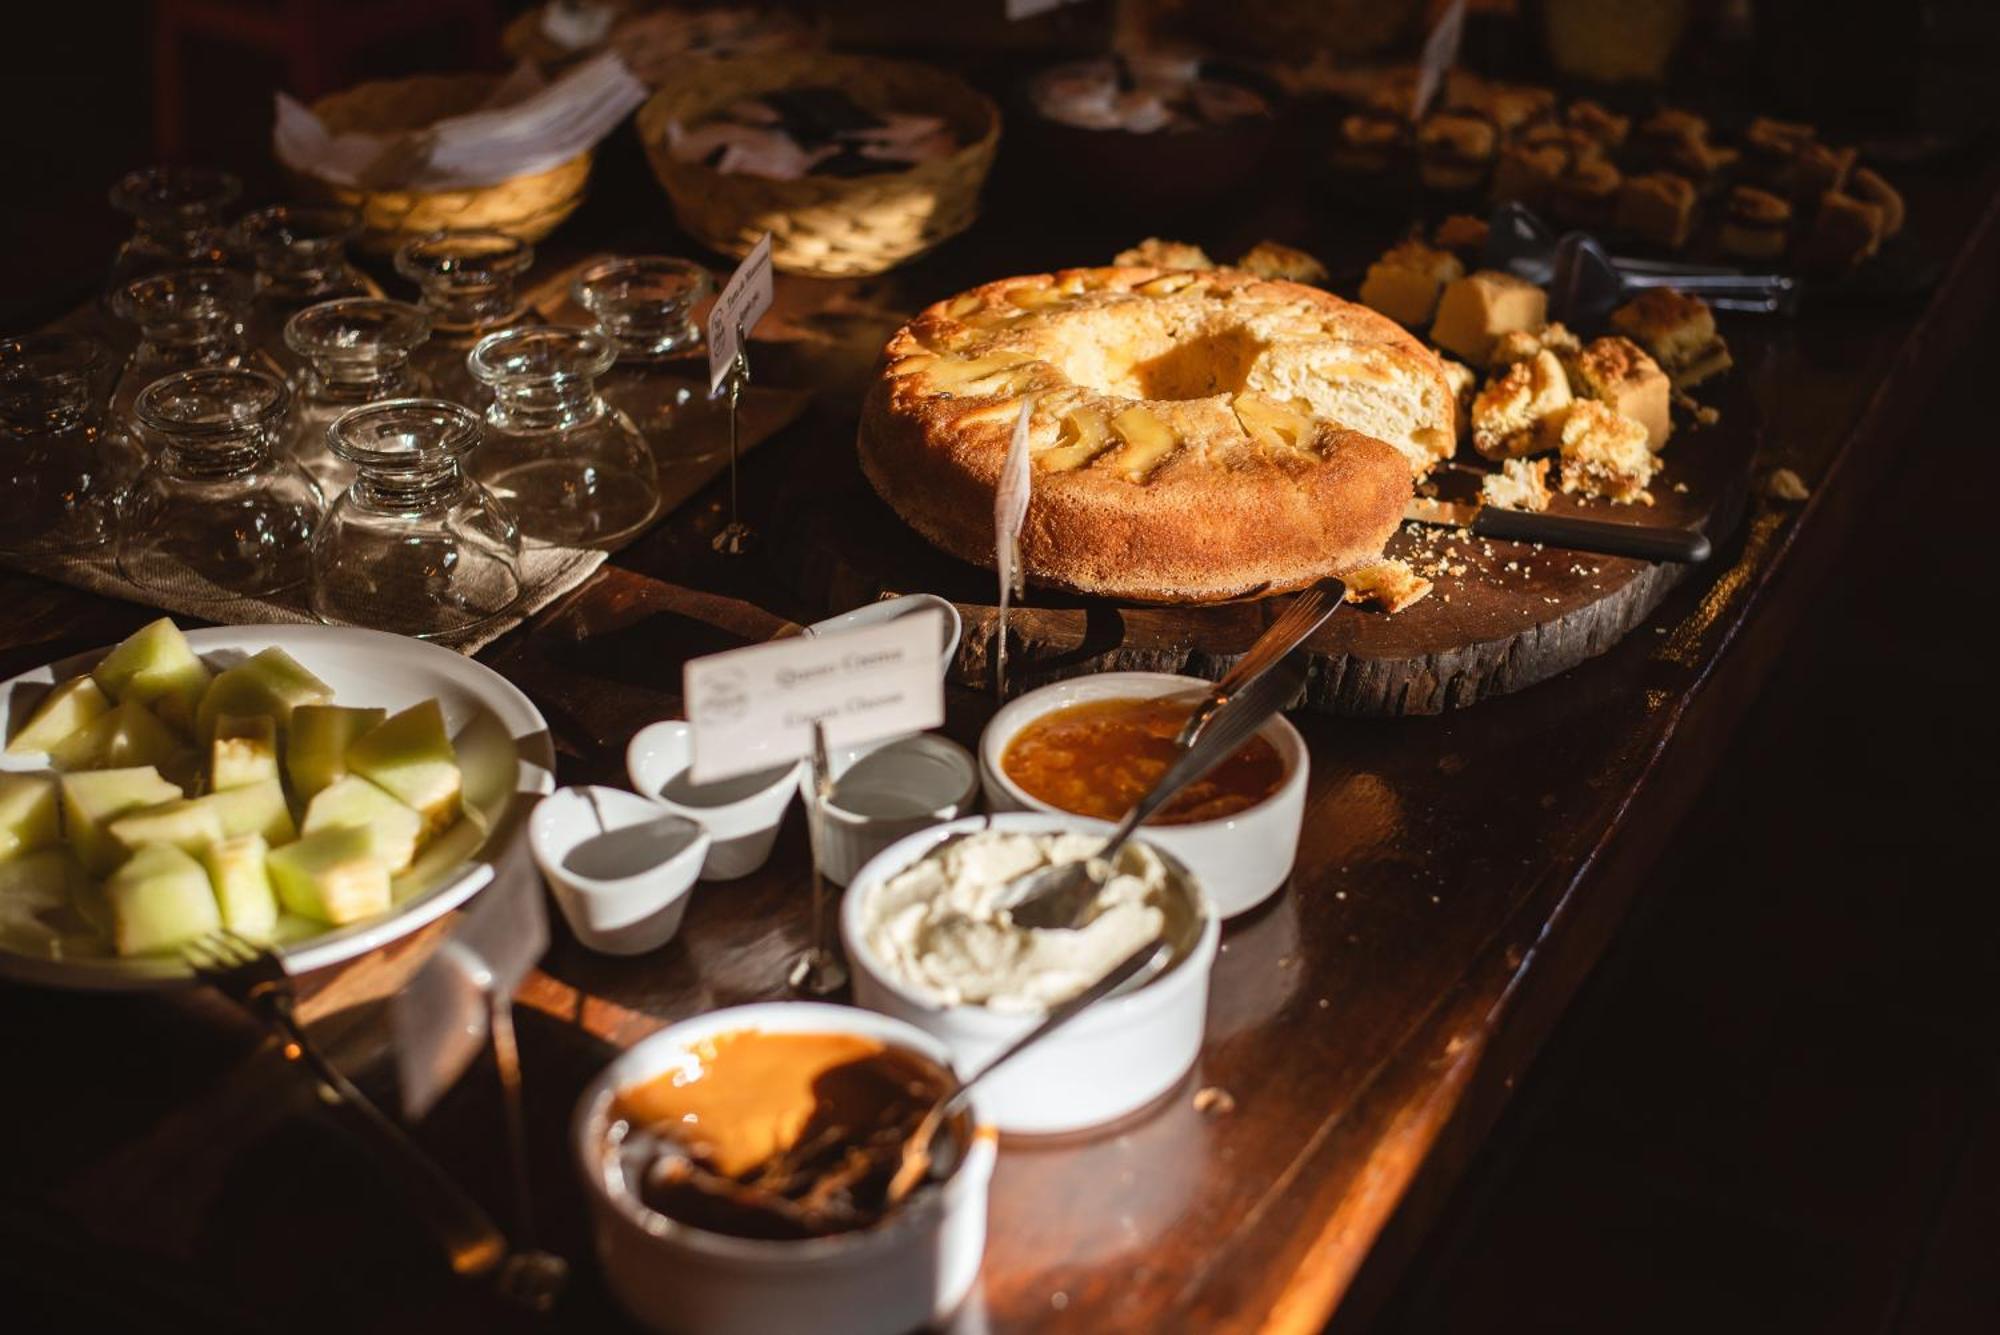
[840,813,1219,1135]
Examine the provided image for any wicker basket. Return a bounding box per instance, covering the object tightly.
[290,73,593,255]
[636,53,1000,278]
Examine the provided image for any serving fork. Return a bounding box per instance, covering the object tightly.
[1174,576,1344,747]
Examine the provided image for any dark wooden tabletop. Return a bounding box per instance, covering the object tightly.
[3,127,1998,1335]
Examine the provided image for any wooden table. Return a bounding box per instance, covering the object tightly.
[4,133,1997,1335]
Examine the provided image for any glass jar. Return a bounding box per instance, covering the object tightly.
[233,204,382,368]
[0,333,135,557]
[397,230,536,408]
[119,367,324,602]
[108,266,279,428]
[467,327,660,547]
[282,298,434,490]
[312,400,523,641]
[106,166,241,296]
[571,255,722,462]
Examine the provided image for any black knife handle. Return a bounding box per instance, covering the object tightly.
[1473,507,1712,563]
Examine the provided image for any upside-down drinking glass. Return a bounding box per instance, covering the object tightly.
[234,203,381,365]
[0,333,134,557]
[397,229,537,405]
[571,255,719,460]
[106,165,241,296]
[282,298,434,488]
[108,266,278,427]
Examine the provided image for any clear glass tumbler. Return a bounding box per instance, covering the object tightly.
[313,399,524,642]
[106,165,241,295]
[283,298,434,489]
[0,333,134,557]
[233,204,382,367]
[119,366,324,602]
[396,229,537,406]
[109,266,279,427]
[467,327,660,548]
[571,255,721,461]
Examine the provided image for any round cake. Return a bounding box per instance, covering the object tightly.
[859,265,1454,603]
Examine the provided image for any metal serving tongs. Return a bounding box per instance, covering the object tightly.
[1484,202,1797,319]
[1175,576,1344,748]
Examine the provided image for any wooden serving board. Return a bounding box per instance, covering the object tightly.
[770,372,1756,718]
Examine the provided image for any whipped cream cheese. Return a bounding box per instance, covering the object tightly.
[863,829,1190,1014]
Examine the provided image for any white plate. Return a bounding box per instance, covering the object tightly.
[0,624,554,990]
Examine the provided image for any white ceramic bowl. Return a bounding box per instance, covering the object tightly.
[530,786,709,955]
[841,812,1219,1136]
[978,671,1308,918]
[626,720,802,881]
[807,594,962,680]
[803,732,980,887]
[572,1002,995,1335]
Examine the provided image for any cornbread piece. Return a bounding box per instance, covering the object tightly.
[862,266,1449,602]
[1799,189,1885,272]
[1433,214,1489,266]
[1235,241,1329,285]
[1789,142,1856,206]
[1490,143,1568,211]
[1633,109,1707,170]
[1609,288,1731,388]
[1417,109,1499,191]
[1850,167,1905,237]
[1359,239,1465,329]
[1480,456,1553,512]
[1550,157,1622,228]
[1744,115,1817,184]
[1471,350,1572,459]
[1721,186,1792,260]
[1556,401,1656,504]
[1478,83,1557,135]
[1439,356,1477,438]
[1765,467,1811,501]
[1430,270,1547,365]
[1114,238,1214,270]
[1331,110,1406,175]
[1342,558,1432,612]
[1615,172,1698,250]
[1568,336,1672,450]
[1566,99,1630,150]
[1488,322,1581,370]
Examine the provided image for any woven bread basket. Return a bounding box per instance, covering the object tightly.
[636,52,1000,278]
[290,73,592,254]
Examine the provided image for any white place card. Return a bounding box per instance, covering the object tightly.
[684,608,946,783]
[707,231,774,392]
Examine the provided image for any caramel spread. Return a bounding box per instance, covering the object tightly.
[1002,696,1284,825]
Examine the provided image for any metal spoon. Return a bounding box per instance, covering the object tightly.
[1175,576,1344,748]
[1001,648,1311,932]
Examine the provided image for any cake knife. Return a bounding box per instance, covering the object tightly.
[1403,497,1711,563]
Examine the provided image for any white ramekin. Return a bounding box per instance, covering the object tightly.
[802,731,981,887]
[572,1002,995,1335]
[978,671,1308,917]
[626,720,802,881]
[529,787,709,955]
[807,594,962,680]
[841,812,1219,1136]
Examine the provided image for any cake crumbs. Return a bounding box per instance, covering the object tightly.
[1765,467,1811,501]
[1193,1086,1237,1117]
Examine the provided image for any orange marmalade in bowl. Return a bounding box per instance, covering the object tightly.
[999,696,1286,825]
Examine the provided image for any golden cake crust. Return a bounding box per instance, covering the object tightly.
[859,266,1445,604]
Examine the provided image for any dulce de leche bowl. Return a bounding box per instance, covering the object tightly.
[573,1003,996,1335]
[979,671,1309,918]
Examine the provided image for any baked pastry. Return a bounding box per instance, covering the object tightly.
[1439,356,1477,439]
[1417,109,1499,191]
[1359,239,1465,328]
[1342,558,1432,612]
[1331,110,1407,175]
[1633,109,1707,171]
[1609,288,1731,388]
[1567,336,1671,450]
[860,266,1452,602]
[1114,238,1215,270]
[1478,84,1557,136]
[1720,186,1792,260]
[1615,172,1698,250]
[1555,401,1656,504]
[1788,142,1856,207]
[1565,100,1630,150]
[1480,457,1553,512]
[1849,168,1905,237]
[1799,189,1885,272]
[1490,142,1569,212]
[1235,241,1330,285]
[1550,157,1623,228]
[1433,214,1490,267]
[1743,115,1817,185]
[1488,322,1581,370]
[1470,349,1572,459]
[1430,270,1548,364]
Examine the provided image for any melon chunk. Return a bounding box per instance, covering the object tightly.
[285,705,386,803]
[91,618,212,734]
[47,699,185,774]
[211,778,297,846]
[0,772,61,860]
[7,676,111,755]
[302,776,422,874]
[60,767,184,875]
[201,834,278,939]
[195,648,333,742]
[267,826,390,925]
[345,702,461,837]
[0,848,90,954]
[210,714,280,791]
[107,796,225,860]
[105,842,220,956]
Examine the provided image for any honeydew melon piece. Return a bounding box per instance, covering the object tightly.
[46,699,185,774]
[91,619,212,735]
[105,842,221,956]
[6,676,111,755]
[210,778,296,847]
[0,848,91,955]
[201,834,278,939]
[267,826,390,925]
[301,776,421,874]
[285,705,386,803]
[345,702,461,837]
[194,648,333,742]
[0,773,61,860]
[394,817,487,902]
[107,796,225,860]
[210,714,280,791]
[60,767,184,875]
[452,712,518,836]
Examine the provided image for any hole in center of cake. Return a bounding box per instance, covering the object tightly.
[1052,320,1268,401]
